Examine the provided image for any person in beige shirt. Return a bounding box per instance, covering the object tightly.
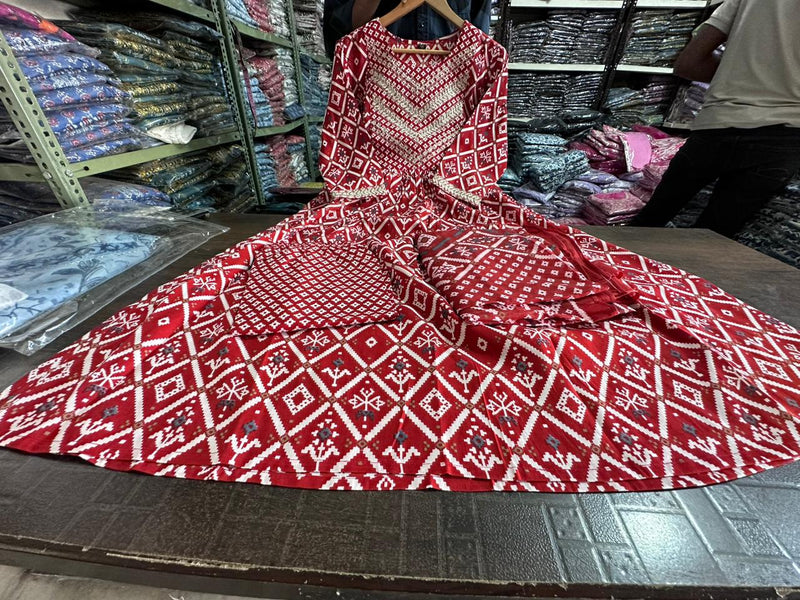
[632,0,800,237]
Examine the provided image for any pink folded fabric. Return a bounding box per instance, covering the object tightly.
[621,132,653,171]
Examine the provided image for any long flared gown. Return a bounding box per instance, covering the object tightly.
[1,20,799,492]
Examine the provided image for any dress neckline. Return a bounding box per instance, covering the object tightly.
[368,18,474,63]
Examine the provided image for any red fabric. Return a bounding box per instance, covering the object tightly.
[416,228,634,327]
[0,20,799,493]
[233,242,401,335]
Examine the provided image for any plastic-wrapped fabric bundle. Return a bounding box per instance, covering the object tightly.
[0,176,170,226]
[308,123,321,173]
[733,178,800,268]
[0,11,147,164]
[0,205,229,355]
[112,143,253,210]
[274,47,301,110]
[508,72,602,119]
[255,135,310,209]
[622,10,702,67]
[250,55,287,125]
[581,190,645,225]
[66,13,234,140]
[603,76,679,127]
[294,0,325,55]
[509,10,617,64]
[225,0,260,28]
[665,81,708,126]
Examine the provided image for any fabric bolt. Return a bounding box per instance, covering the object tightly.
[2,19,800,496]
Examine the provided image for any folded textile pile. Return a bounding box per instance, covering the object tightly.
[736,178,800,268]
[0,5,146,164]
[510,132,589,192]
[239,47,275,128]
[294,0,325,55]
[508,72,602,119]
[665,81,708,126]
[274,47,303,119]
[0,177,170,226]
[509,10,617,64]
[622,10,702,67]
[582,190,645,225]
[64,13,235,139]
[308,123,321,173]
[225,0,290,38]
[207,144,256,211]
[514,168,629,220]
[251,54,290,125]
[300,55,331,118]
[255,134,310,210]
[603,76,679,127]
[498,167,523,193]
[113,143,251,210]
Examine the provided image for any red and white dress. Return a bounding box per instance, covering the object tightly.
[1,20,799,492]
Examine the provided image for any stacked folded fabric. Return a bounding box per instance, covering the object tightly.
[275,47,303,119]
[604,77,680,127]
[498,167,523,193]
[294,0,325,55]
[0,5,147,164]
[0,177,170,226]
[509,132,588,192]
[207,144,256,211]
[111,144,250,210]
[510,10,617,64]
[582,190,645,225]
[249,55,287,125]
[225,0,290,38]
[308,123,322,173]
[64,13,235,139]
[255,135,310,208]
[622,10,702,67]
[508,73,602,119]
[735,179,800,268]
[665,81,708,126]
[300,55,330,118]
[239,47,275,128]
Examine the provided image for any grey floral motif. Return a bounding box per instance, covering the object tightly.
[243,420,258,434]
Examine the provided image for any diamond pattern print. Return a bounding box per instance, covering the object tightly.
[0,21,798,493]
[233,242,401,335]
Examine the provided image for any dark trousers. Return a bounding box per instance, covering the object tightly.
[631,126,800,237]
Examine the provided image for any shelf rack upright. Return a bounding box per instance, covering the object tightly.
[0,0,330,211]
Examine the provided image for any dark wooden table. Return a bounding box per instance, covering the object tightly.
[1,216,799,600]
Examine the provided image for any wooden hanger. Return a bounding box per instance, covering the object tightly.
[379,0,464,55]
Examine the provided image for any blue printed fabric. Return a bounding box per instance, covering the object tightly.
[2,29,98,57]
[38,84,131,110]
[30,71,119,94]
[18,53,112,80]
[46,103,133,135]
[59,120,139,149]
[63,137,143,163]
[0,223,159,338]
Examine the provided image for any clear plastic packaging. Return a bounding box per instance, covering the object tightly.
[0,204,228,355]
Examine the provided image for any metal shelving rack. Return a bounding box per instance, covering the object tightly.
[503,0,712,119]
[0,0,328,210]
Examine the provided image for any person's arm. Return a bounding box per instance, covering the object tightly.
[352,0,383,28]
[673,24,728,83]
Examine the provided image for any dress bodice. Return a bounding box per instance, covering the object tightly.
[319,19,509,207]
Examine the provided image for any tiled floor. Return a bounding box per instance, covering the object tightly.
[1,221,800,598]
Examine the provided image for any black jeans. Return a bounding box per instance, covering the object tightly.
[631,126,800,237]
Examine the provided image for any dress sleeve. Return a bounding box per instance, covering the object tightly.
[319,34,381,193]
[436,41,508,204]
